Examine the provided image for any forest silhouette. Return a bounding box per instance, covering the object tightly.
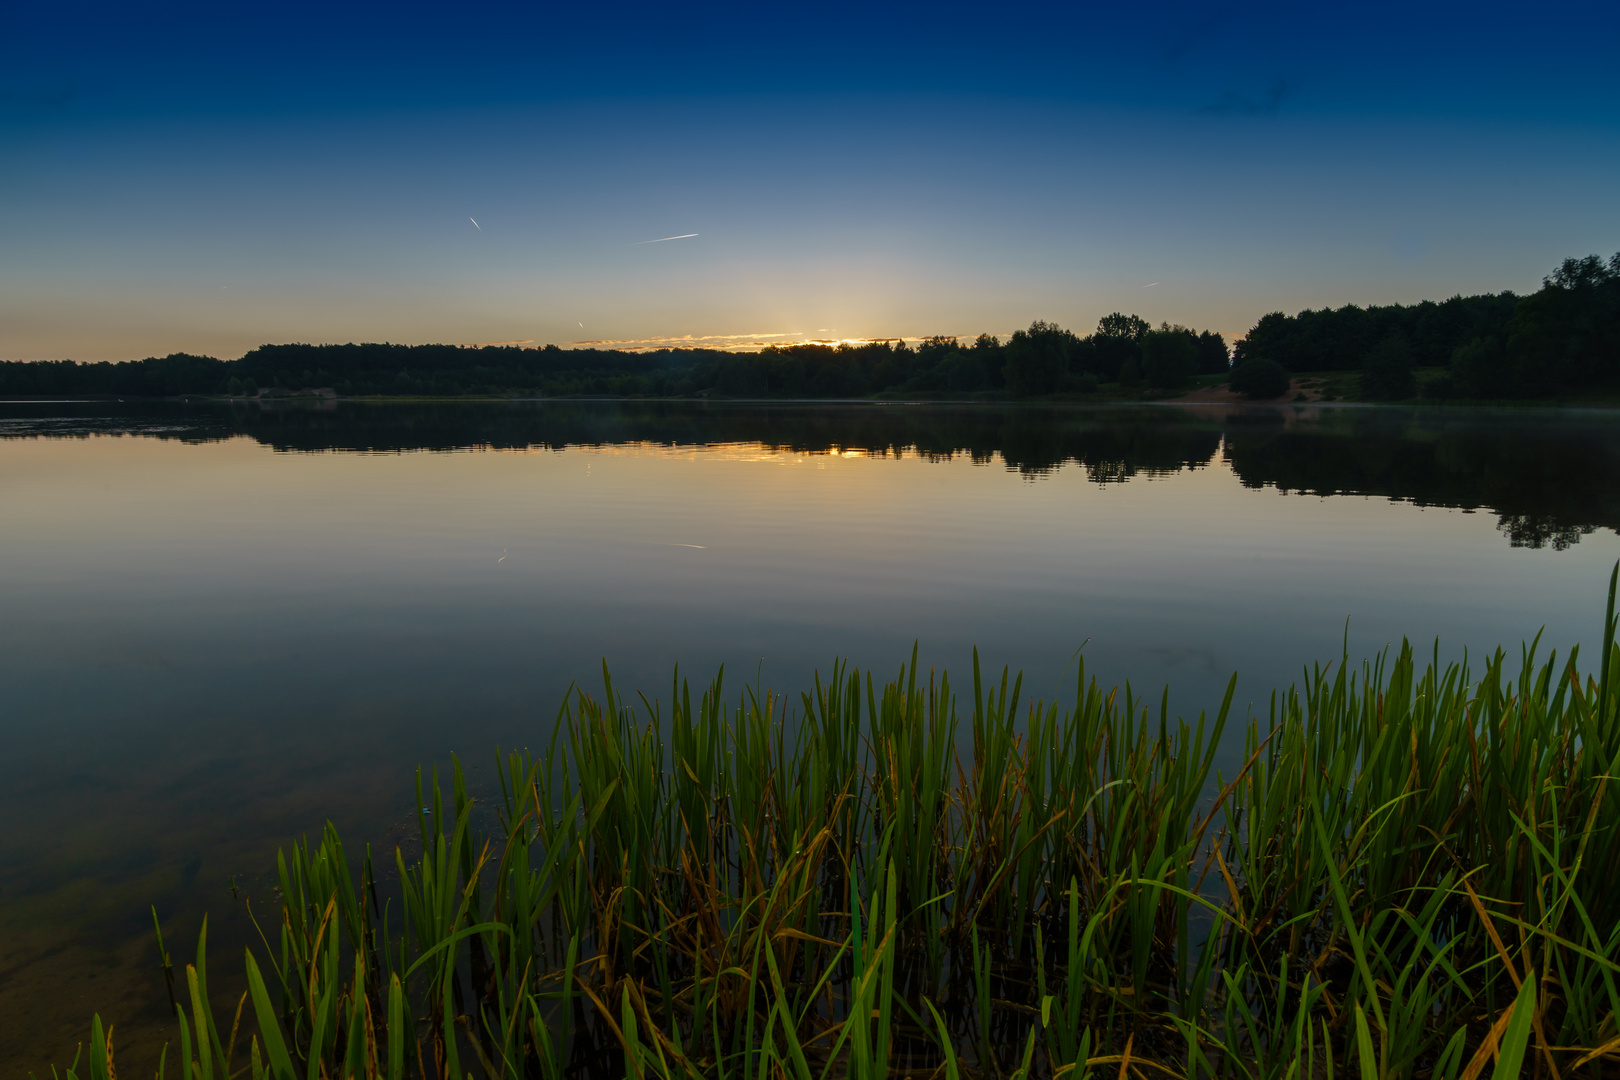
[2,253,1615,402]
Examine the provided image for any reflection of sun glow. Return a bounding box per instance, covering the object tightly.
[493,443,887,463]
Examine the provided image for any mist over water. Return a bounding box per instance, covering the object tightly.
[2,397,1618,1071]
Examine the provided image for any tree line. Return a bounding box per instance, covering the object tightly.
[0,252,1613,401]
[0,318,1231,399]
[1232,252,1620,400]
[707,318,1230,397]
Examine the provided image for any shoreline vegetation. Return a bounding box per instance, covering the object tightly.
[44,569,1620,1080]
[5,254,1618,407]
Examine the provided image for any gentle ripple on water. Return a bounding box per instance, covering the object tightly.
[1,397,1618,1073]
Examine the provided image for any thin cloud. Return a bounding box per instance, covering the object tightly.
[630,233,698,245]
[1200,78,1293,115]
[1163,10,1228,63]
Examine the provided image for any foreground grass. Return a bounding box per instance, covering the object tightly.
[46,571,1620,1080]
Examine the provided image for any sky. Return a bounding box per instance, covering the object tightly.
[2,0,1617,362]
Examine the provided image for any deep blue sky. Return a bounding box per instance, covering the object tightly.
[3,0,1617,360]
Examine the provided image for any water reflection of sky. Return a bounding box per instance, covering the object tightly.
[2,401,1618,1071]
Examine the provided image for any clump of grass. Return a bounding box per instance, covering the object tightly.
[46,568,1620,1079]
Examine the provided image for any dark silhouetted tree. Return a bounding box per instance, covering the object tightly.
[1140,325,1198,388]
[1002,320,1073,395]
[1196,330,1230,374]
[1088,313,1148,381]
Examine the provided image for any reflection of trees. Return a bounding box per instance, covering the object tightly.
[995,411,1221,479]
[1221,408,1620,550]
[4,400,1618,550]
[9,400,1223,480]
[1497,517,1594,552]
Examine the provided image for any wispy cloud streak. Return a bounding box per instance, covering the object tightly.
[630,233,698,245]
[1200,78,1293,115]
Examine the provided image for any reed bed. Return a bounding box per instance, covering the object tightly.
[48,569,1620,1080]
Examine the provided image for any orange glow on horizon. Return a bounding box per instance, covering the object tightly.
[566,332,999,353]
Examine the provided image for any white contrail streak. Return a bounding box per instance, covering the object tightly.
[631,233,698,245]
[470,217,482,231]
[1143,282,1159,287]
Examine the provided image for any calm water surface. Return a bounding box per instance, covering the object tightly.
[2,399,1618,1072]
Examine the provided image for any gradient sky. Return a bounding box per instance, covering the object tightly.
[3,0,1617,361]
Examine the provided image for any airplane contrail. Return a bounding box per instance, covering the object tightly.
[1143,282,1159,287]
[632,233,698,245]
[470,217,481,231]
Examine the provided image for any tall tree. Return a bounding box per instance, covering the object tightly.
[1195,330,1230,374]
[1140,325,1198,389]
[1088,312,1148,381]
[1002,320,1073,395]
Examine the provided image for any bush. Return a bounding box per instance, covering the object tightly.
[1451,335,1517,399]
[1361,334,1417,400]
[1420,373,1456,400]
[1228,357,1291,399]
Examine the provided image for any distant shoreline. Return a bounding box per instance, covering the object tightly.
[7,383,1620,409]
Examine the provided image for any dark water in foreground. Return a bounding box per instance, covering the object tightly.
[2,398,1618,1072]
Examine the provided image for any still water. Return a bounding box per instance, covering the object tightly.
[2,399,1618,1071]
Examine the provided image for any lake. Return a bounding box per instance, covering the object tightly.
[2,397,1618,1072]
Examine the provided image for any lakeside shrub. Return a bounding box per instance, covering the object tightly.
[1228,356,1290,398]
[1360,334,1418,400]
[1451,334,1508,398]
[1420,371,1456,400]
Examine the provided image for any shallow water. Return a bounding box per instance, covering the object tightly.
[2,398,1617,1072]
